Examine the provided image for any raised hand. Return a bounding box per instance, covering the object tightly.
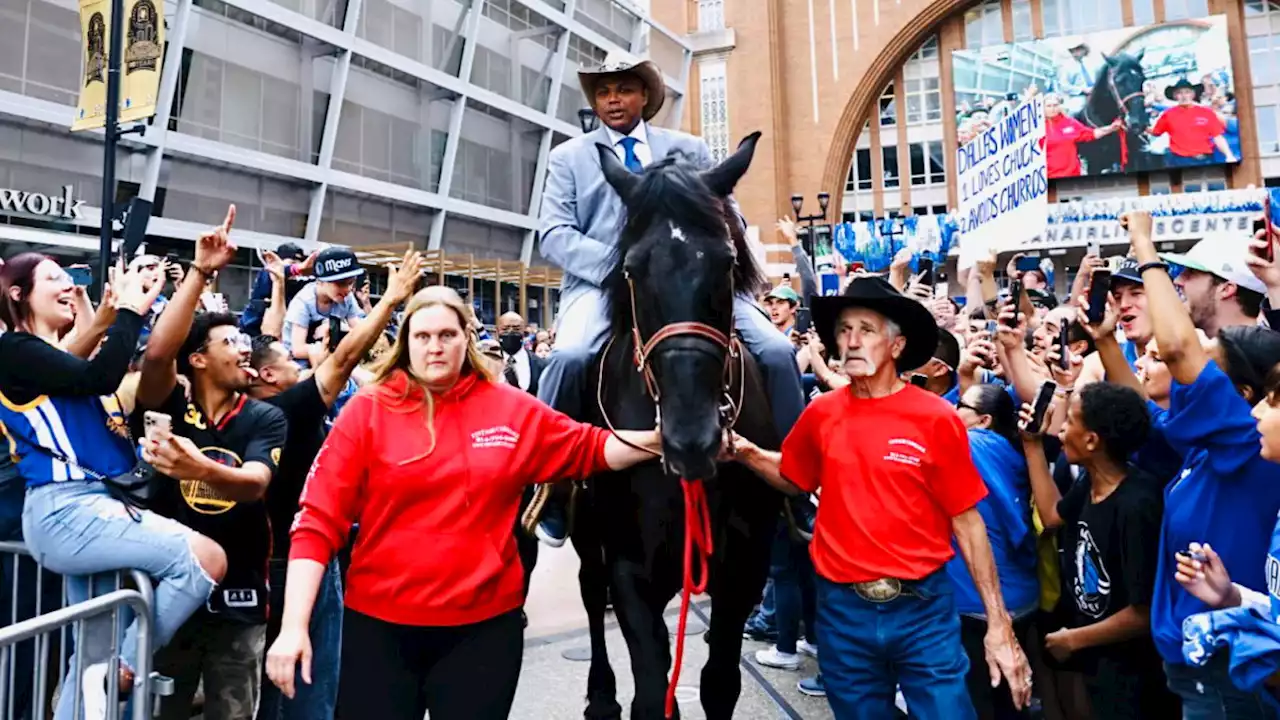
[194,205,238,275]
[385,250,426,306]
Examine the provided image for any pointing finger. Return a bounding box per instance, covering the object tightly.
[223,204,237,231]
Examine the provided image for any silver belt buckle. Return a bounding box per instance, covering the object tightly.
[853,578,902,603]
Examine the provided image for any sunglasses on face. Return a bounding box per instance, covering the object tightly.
[198,332,252,353]
[956,401,979,414]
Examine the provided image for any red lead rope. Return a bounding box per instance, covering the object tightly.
[664,477,715,718]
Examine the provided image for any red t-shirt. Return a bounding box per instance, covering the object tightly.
[1152,105,1225,158]
[1045,115,1096,179]
[780,385,988,584]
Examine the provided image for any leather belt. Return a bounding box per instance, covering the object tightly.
[851,578,922,603]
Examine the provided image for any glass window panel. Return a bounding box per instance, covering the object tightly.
[222,64,264,150]
[158,156,309,237]
[338,63,456,192]
[1133,0,1155,26]
[909,143,926,185]
[447,98,541,214]
[24,0,81,105]
[1012,0,1033,42]
[882,146,899,189]
[442,215,523,264]
[477,0,559,111]
[927,141,946,182]
[1258,105,1279,155]
[856,148,873,190]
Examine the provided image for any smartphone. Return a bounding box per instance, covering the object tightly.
[909,373,929,388]
[1087,238,1101,257]
[1005,279,1023,328]
[1086,269,1112,325]
[795,307,812,335]
[66,266,94,287]
[327,316,347,352]
[1182,546,1208,563]
[917,257,935,286]
[1015,255,1040,274]
[1058,324,1072,370]
[143,411,172,444]
[985,319,998,336]
[1027,380,1057,432]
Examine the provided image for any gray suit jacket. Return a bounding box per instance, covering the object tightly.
[538,124,714,305]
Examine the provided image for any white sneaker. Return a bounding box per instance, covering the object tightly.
[81,663,109,720]
[797,639,818,657]
[754,646,802,670]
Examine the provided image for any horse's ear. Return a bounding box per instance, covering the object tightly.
[1133,48,1145,62]
[596,143,640,203]
[703,131,762,197]
[1102,53,1114,65]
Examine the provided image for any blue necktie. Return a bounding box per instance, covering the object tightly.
[618,137,644,173]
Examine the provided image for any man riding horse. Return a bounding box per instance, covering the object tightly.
[528,51,806,545]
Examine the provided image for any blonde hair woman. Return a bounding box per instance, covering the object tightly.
[265,286,662,720]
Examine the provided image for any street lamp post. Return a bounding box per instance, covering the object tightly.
[790,192,830,259]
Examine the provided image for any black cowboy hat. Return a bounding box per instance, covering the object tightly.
[1164,78,1203,101]
[812,276,939,372]
[578,51,666,122]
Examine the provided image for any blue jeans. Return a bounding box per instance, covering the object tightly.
[770,519,815,654]
[1165,653,1279,720]
[21,481,216,720]
[815,571,974,720]
[258,558,343,720]
[538,287,805,435]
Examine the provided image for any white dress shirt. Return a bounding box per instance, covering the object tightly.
[504,348,532,391]
[604,121,653,168]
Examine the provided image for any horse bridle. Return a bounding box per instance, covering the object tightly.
[1084,68,1144,131]
[594,269,747,458]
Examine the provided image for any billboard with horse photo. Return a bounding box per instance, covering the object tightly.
[951,15,1238,179]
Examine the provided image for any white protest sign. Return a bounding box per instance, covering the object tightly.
[956,96,1049,269]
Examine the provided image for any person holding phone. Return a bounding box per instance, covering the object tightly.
[1120,211,1280,717]
[0,252,227,720]
[1019,382,1178,719]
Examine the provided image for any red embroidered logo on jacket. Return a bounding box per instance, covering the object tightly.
[471,426,520,449]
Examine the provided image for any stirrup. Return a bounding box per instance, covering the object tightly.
[520,483,553,537]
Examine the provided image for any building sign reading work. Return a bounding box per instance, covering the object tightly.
[0,186,86,220]
[957,95,1049,268]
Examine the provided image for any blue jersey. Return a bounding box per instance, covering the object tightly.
[0,391,135,488]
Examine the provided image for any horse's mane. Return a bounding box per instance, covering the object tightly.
[604,154,768,335]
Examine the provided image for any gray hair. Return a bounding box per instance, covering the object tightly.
[883,317,902,340]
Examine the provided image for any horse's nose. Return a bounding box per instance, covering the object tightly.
[663,432,721,481]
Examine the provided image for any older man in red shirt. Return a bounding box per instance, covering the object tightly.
[727,276,1032,719]
[1150,78,1236,168]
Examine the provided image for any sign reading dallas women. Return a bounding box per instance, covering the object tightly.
[956,95,1049,268]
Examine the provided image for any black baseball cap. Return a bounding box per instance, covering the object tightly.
[314,247,364,282]
[1113,257,1144,286]
[276,242,306,262]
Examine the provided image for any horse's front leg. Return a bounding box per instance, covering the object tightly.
[573,487,623,720]
[611,557,681,720]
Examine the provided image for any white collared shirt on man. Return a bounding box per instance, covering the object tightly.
[604,121,652,168]
[505,348,532,391]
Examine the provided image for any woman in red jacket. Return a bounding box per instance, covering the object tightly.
[1044,92,1122,179]
[264,285,663,720]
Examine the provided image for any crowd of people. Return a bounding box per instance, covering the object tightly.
[5,43,1280,720]
[0,217,565,720]
[741,203,1280,719]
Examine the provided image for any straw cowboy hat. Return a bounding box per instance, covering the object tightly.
[577,50,666,122]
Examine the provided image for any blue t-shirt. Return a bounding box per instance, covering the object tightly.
[281,283,366,359]
[947,429,1039,618]
[1151,362,1280,664]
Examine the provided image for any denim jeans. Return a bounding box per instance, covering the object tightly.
[770,519,816,654]
[815,571,975,720]
[258,558,343,720]
[537,287,805,435]
[21,481,216,720]
[1165,653,1279,720]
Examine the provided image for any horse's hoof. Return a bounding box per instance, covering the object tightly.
[584,700,623,720]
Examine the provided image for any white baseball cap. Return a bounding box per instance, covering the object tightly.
[1160,233,1267,296]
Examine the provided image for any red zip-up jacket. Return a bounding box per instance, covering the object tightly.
[290,369,611,627]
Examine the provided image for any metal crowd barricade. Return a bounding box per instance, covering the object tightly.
[0,541,163,720]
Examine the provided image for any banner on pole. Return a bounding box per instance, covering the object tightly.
[956,95,1049,269]
[73,0,110,132]
[73,0,163,132]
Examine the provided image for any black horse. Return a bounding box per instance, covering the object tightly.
[570,132,784,720]
[1073,50,1151,174]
